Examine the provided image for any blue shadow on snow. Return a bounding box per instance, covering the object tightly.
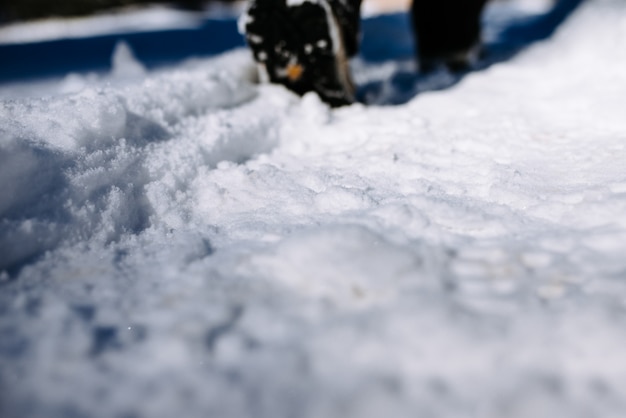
[357,0,586,105]
[0,19,245,83]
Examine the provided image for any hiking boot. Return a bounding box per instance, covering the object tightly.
[241,0,361,107]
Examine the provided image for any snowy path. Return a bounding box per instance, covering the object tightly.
[2,0,626,417]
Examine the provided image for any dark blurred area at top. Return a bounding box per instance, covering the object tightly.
[0,0,237,23]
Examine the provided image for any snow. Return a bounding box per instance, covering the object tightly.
[287,0,320,7]
[2,0,626,417]
[0,5,205,45]
[111,41,148,79]
[0,2,249,46]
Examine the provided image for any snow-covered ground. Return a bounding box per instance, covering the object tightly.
[2,0,626,417]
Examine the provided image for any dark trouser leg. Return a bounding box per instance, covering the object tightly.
[411,0,488,72]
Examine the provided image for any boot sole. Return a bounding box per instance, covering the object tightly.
[242,0,355,107]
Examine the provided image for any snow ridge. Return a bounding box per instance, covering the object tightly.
[0,50,282,273]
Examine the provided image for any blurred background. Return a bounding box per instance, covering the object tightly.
[0,0,214,22]
[0,0,566,98]
[0,0,414,80]
[0,0,410,23]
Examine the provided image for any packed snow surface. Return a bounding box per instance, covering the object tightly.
[2,0,626,417]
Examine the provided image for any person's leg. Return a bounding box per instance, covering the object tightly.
[241,0,362,107]
[411,0,488,72]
